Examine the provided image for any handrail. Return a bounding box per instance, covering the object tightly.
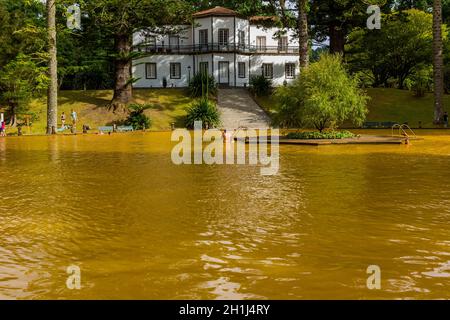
[136,43,300,54]
[392,123,417,138]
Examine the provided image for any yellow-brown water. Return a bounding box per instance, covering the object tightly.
[1,131,450,300]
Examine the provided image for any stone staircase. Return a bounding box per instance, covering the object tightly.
[217,88,271,129]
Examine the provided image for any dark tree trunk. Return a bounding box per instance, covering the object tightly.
[110,34,132,112]
[298,0,309,69]
[398,75,406,90]
[433,0,444,122]
[10,114,17,127]
[8,105,18,127]
[46,0,58,134]
[329,23,345,54]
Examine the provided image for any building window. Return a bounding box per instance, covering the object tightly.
[238,62,246,78]
[145,63,157,79]
[219,29,229,46]
[199,29,208,49]
[199,62,209,75]
[256,36,266,51]
[262,63,273,79]
[238,31,245,48]
[169,36,179,49]
[170,63,181,79]
[144,36,156,52]
[285,63,296,79]
[278,36,288,52]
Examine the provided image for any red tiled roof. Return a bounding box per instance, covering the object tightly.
[249,16,279,24]
[193,6,238,18]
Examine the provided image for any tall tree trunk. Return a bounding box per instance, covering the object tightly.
[298,0,309,69]
[329,23,345,54]
[8,104,18,127]
[110,34,132,112]
[46,0,57,134]
[433,0,444,122]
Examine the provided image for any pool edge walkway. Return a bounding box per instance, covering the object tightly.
[278,135,424,146]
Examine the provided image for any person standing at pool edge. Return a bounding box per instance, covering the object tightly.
[61,112,66,128]
[71,109,77,128]
[0,121,5,137]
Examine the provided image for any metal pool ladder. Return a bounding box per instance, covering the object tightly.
[231,121,249,139]
[392,124,417,139]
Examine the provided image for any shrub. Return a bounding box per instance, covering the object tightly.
[444,66,450,94]
[249,75,272,97]
[125,103,152,130]
[189,73,217,97]
[286,130,356,140]
[405,66,433,97]
[275,54,369,132]
[273,85,303,128]
[185,98,221,129]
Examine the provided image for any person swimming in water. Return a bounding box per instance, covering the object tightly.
[222,129,235,143]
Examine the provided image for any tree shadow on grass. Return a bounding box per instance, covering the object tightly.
[132,88,193,112]
[58,90,112,109]
[105,119,127,126]
[172,114,187,129]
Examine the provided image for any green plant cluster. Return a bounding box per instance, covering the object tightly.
[286,130,356,140]
[249,75,272,97]
[188,73,217,98]
[125,103,152,130]
[185,98,221,129]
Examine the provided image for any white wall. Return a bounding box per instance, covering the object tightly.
[193,17,211,45]
[250,25,299,48]
[132,17,300,88]
[132,21,299,49]
[195,54,212,74]
[236,55,250,87]
[133,55,193,88]
[195,54,246,87]
[213,53,235,85]
[133,25,192,47]
[236,18,250,46]
[212,17,235,44]
[133,54,299,88]
[250,55,300,86]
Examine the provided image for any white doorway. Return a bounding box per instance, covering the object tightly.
[218,61,229,85]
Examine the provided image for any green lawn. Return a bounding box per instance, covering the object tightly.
[10,87,450,135]
[364,88,450,128]
[24,88,193,134]
[255,88,450,128]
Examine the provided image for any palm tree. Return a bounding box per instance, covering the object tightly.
[46,0,58,134]
[298,0,309,69]
[433,0,444,123]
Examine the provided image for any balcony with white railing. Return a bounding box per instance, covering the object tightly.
[136,43,299,55]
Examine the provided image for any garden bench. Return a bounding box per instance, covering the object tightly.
[57,126,68,133]
[98,126,114,133]
[379,121,398,128]
[117,125,134,132]
[363,121,398,128]
[363,122,380,128]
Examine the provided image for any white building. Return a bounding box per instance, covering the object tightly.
[132,6,300,88]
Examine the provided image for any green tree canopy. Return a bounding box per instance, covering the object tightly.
[81,0,192,111]
[0,53,49,126]
[275,54,368,131]
[346,9,444,89]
